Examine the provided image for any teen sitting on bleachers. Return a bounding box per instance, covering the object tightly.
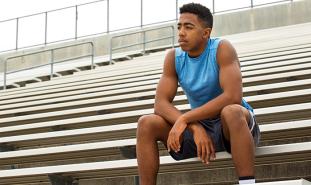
[136,3,260,185]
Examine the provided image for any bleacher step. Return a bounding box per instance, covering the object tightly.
[180,179,311,185]
[252,179,311,185]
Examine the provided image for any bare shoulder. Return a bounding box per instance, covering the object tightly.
[217,39,237,57]
[164,48,176,65]
[163,48,176,76]
[216,39,239,66]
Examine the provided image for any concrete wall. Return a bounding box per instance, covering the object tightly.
[212,0,311,36]
[0,0,310,72]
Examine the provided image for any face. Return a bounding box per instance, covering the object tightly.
[177,13,211,57]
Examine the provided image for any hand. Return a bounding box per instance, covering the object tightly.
[167,116,188,153]
[191,123,216,164]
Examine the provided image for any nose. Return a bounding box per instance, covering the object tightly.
[178,27,185,38]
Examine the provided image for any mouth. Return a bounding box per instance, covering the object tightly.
[178,40,188,44]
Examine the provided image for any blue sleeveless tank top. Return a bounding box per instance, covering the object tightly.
[175,38,253,112]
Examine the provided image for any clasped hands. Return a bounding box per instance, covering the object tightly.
[167,115,216,164]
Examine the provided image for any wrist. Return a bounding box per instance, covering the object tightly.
[188,122,202,133]
[180,113,191,123]
[177,114,188,124]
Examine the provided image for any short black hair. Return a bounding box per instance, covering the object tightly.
[179,3,213,28]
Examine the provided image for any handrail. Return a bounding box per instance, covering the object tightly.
[3,42,94,90]
[0,0,295,53]
[109,25,175,64]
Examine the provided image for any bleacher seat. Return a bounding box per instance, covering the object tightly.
[0,22,310,185]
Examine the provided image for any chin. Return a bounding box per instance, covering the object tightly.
[180,44,190,51]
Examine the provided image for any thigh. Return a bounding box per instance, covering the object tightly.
[217,107,261,153]
[221,104,251,142]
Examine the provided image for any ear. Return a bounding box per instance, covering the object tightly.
[203,28,212,39]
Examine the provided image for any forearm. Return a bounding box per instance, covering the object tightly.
[154,101,205,133]
[154,101,182,125]
[183,93,240,123]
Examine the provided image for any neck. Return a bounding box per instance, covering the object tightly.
[188,39,209,58]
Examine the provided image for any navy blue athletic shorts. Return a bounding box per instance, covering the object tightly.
[169,110,261,161]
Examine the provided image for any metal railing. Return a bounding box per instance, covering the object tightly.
[109,25,175,64]
[0,0,295,54]
[3,42,94,90]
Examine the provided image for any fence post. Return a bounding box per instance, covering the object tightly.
[171,26,175,48]
[45,12,48,45]
[141,0,143,28]
[75,5,78,40]
[107,0,110,33]
[16,18,19,50]
[142,31,146,54]
[3,60,7,90]
[212,0,215,14]
[91,42,94,69]
[109,37,113,65]
[50,50,54,79]
[176,0,178,20]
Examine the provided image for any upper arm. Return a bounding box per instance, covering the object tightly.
[217,40,242,103]
[155,49,178,105]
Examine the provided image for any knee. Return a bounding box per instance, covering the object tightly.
[221,104,247,130]
[137,115,156,136]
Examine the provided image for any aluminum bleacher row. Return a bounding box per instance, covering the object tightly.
[0,23,311,185]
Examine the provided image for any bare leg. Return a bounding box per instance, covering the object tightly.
[136,114,172,185]
[221,104,255,177]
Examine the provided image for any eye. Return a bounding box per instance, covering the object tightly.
[186,26,193,30]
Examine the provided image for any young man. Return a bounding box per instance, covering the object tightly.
[136,3,260,185]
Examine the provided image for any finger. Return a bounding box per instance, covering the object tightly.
[175,133,182,152]
[177,137,181,151]
[197,143,202,160]
[210,142,216,160]
[205,145,210,164]
[168,133,177,152]
[202,143,211,164]
[172,135,180,152]
[201,144,206,163]
[167,136,171,152]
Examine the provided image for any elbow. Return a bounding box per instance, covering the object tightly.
[226,92,242,105]
[154,103,161,116]
[154,100,169,116]
[234,96,243,105]
[232,95,242,105]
